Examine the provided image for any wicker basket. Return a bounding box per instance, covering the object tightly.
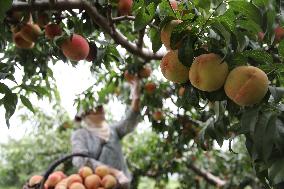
[23,153,122,189]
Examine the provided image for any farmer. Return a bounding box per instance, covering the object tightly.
[71,77,140,188]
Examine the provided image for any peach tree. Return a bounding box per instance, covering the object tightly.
[1,0,284,188]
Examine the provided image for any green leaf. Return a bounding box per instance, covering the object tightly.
[278,40,284,60]
[3,92,18,127]
[229,1,261,25]
[254,112,275,162]
[149,27,162,53]
[0,1,12,22]
[134,3,156,31]
[178,36,194,67]
[0,82,10,94]
[242,50,274,65]
[268,158,284,185]
[269,87,284,103]
[240,107,260,135]
[20,95,35,113]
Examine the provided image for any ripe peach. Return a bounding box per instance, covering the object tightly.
[78,166,93,178]
[29,175,43,186]
[70,182,86,189]
[67,174,83,187]
[153,111,163,121]
[20,23,41,42]
[224,66,269,106]
[118,0,133,15]
[258,31,264,41]
[45,23,62,39]
[144,82,156,93]
[189,53,228,92]
[95,165,110,178]
[160,20,184,50]
[274,26,284,43]
[13,32,35,49]
[101,175,117,189]
[138,66,151,78]
[61,34,89,61]
[84,174,101,189]
[124,70,135,83]
[55,178,68,189]
[46,172,63,187]
[160,50,189,83]
[86,42,97,62]
[178,87,185,96]
[170,0,178,10]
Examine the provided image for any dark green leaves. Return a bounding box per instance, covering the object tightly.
[3,92,18,127]
[134,2,156,31]
[0,1,12,22]
[229,1,262,25]
[20,95,35,113]
[178,36,194,67]
[149,27,162,53]
[278,40,284,60]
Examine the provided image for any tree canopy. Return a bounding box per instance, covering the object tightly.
[1,0,284,188]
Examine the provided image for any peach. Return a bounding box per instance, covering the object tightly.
[144,82,156,93]
[170,0,178,10]
[224,66,269,106]
[95,165,110,178]
[29,175,43,186]
[55,178,68,189]
[160,20,183,50]
[45,23,62,39]
[53,171,67,179]
[86,42,97,62]
[160,50,189,83]
[153,111,163,121]
[274,26,284,43]
[124,70,135,83]
[78,166,93,178]
[46,172,63,187]
[118,0,133,15]
[138,66,151,78]
[61,34,89,61]
[19,23,41,42]
[13,32,34,49]
[258,31,264,41]
[178,87,185,96]
[189,53,228,92]
[70,182,86,189]
[84,174,101,189]
[101,175,117,189]
[67,174,83,187]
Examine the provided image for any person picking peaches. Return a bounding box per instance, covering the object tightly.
[71,76,141,189]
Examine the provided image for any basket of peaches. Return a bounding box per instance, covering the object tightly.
[23,153,126,189]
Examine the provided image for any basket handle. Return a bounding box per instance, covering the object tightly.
[38,153,95,189]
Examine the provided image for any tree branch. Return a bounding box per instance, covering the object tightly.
[187,163,227,187]
[10,0,164,61]
[137,28,145,49]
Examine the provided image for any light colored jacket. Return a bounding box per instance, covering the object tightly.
[71,109,140,181]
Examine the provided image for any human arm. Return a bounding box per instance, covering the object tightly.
[114,77,141,138]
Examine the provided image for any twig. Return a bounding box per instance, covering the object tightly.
[196,1,226,40]
[187,163,227,187]
[137,28,145,49]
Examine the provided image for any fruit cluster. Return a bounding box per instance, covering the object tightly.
[160,20,273,106]
[28,165,118,189]
[9,12,97,62]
